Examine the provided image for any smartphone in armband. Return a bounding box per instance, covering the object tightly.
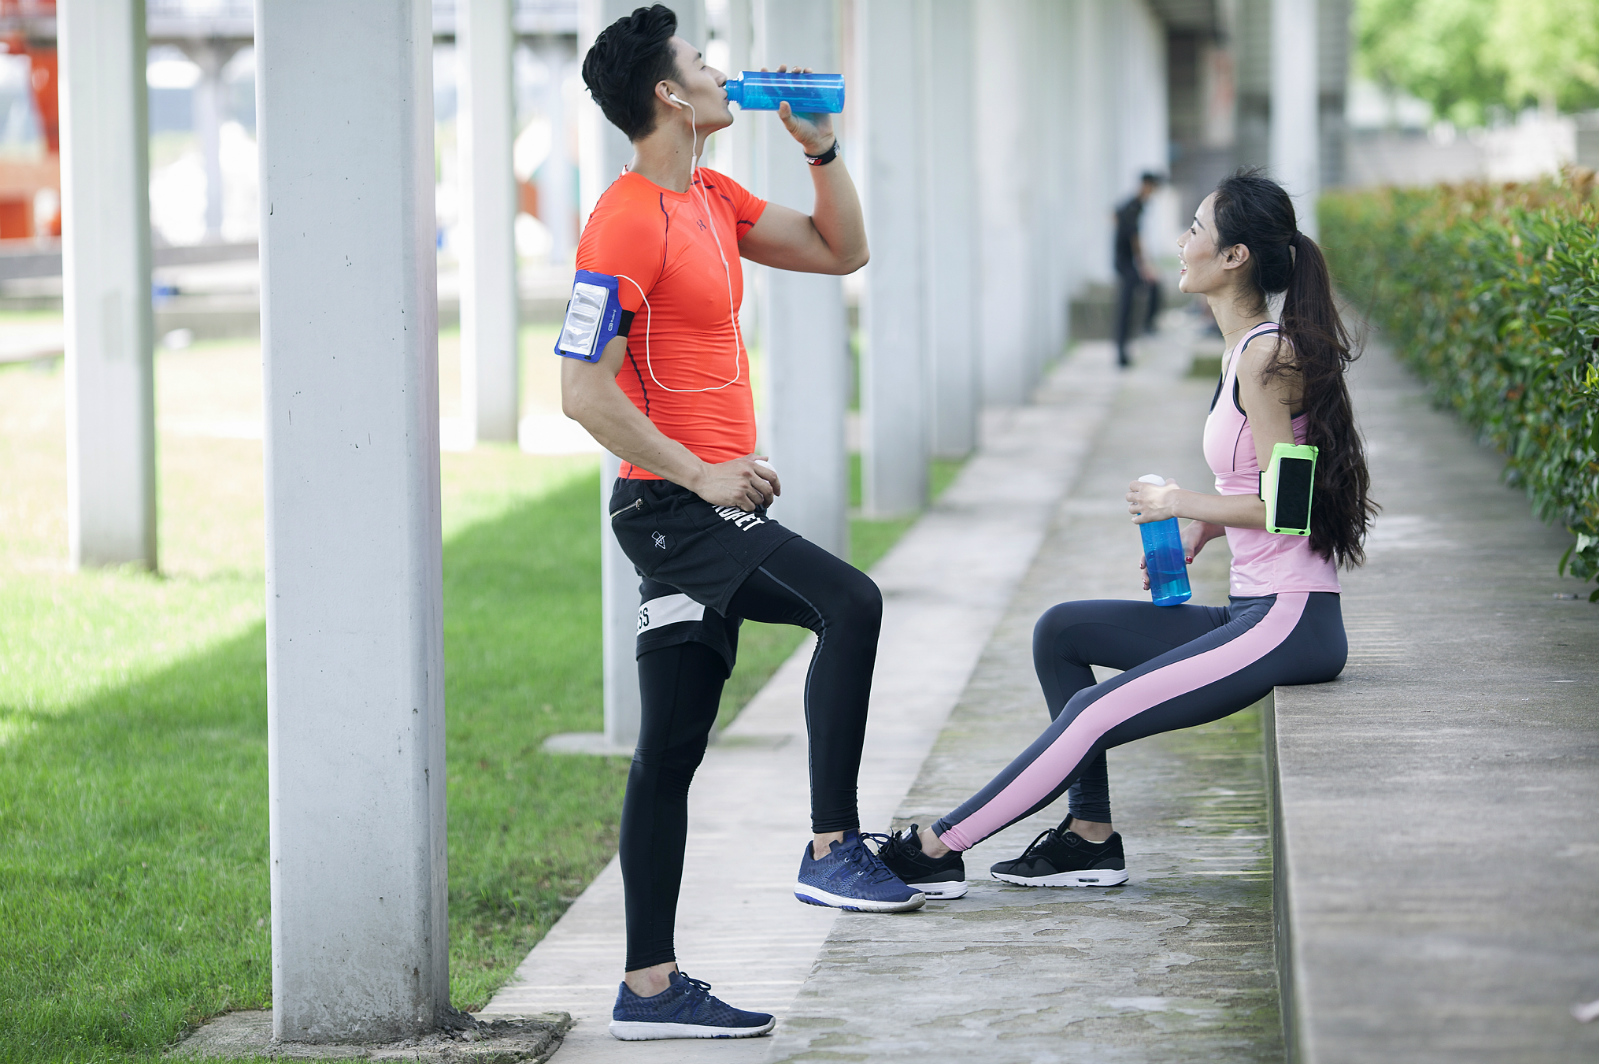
[1258,442,1317,536]
[554,270,631,363]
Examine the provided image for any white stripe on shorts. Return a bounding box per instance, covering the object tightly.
[638,592,706,634]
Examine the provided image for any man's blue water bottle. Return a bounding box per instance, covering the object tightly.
[1137,474,1192,607]
[723,71,845,113]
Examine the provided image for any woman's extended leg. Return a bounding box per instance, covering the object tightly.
[932,592,1345,853]
[1034,598,1235,834]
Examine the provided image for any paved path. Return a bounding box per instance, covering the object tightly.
[1269,341,1599,1062]
[482,343,1125,1059]
[763,323,1282,1062]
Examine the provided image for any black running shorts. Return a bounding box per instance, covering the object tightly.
[609,477,799,672]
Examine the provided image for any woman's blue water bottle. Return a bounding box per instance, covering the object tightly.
[1137,474,1192,607]
[723,71,845,113]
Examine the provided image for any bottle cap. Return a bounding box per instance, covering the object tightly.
[1138,474,1165,485]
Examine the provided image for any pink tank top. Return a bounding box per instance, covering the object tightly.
[1201,322,1340,597]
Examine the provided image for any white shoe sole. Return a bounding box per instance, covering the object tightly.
[912,879,968,900]
[794,882,926,912]
[991,868,1129,887]
[610,1018,776,1040]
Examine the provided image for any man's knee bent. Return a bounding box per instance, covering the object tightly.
[830,567,882,636]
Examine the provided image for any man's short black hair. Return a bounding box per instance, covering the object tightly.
[582,4,681,142]
[1140,171,1165,186]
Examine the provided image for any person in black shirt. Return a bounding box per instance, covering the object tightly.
[1114,172,1163,367]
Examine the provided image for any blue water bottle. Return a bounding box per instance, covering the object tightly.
[723,71,845,113]
[1137,474,1192,607]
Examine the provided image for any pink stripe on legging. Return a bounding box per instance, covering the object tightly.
[938,592,1309,851]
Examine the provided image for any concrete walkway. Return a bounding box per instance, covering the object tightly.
[482,341,1126,1058]
[1269,341,1599,1062]
[489,316,1599,1062]
[762,321,1283,1062]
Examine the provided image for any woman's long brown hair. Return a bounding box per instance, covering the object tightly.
[1212,169,1378,567]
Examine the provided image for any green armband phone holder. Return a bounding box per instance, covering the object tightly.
[1258,442,1318,536]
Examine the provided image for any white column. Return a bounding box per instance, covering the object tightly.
[921,0,979,459]
[459,0,521,443]
[256,0,447,1042]
[535,40,576,263]
[674,0,707,59]
[580,0,647,751]
[974,0,1031,407]
[578,0,635,223]
[58,0,156,572]
[858,0,926,516]
[1271,0,1319,237]
[755,0,847,557]
[190,42,234,243]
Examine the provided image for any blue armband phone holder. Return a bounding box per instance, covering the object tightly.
[555,270,624,363]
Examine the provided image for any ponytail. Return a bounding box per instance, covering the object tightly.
[1212,170,1378,567]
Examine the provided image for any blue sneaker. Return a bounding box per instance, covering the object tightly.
[609,971,775,1040]
[794,831,926,912]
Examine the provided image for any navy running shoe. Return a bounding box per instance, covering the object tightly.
[794,830,925,912]
[872,825,968,899]
[609,971,775,1041]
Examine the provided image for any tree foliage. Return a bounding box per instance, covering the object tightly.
[1356,0,1599,122]
[1321,173,1599,596]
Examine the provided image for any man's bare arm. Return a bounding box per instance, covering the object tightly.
[737,99,867,275]
[561,335,779,511]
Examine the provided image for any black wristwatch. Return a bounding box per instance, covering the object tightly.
[805,139,840,167]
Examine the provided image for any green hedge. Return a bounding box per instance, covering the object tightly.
[1320,172,1599,597]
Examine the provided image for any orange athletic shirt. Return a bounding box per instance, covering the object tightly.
[575,168,767,480]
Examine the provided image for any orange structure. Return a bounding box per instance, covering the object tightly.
[0,0,60,240]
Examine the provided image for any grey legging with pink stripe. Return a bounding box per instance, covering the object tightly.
[931,592,1346,851]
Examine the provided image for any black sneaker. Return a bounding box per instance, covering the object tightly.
[989,825,1128,887]
[870,825,968,899]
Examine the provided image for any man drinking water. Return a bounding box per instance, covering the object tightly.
[561,4,921,1041]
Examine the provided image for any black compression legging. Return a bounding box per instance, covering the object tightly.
[620,537,882,971]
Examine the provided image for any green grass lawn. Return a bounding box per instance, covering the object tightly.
[0,336,963,1062]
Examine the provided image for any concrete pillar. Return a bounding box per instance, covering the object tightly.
[724,0,754,186]
[58,0,156,571]
[1027,0,1062,378]
[1069,0,1112,293]
[189,41,234,243]
[458,0,521,443]
[1271,0,1319,237]
[255,0,448,1042]
[534,40,576,263]
[578,0,636,223]
[921,0,979,459]
[755,0,847,556]
[576,0,711,752]
[858,0,926,516]
[974,0,1031,407]
[580,0,646,751]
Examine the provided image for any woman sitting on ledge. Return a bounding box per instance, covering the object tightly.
[877,169,1378,895]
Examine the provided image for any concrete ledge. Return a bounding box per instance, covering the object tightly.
[1262,341,1599,1063]
[167,1010,571,1061]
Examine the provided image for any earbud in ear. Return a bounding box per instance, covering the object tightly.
[668,92,683,104]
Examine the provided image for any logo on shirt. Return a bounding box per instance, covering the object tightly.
[653,531,668,550]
